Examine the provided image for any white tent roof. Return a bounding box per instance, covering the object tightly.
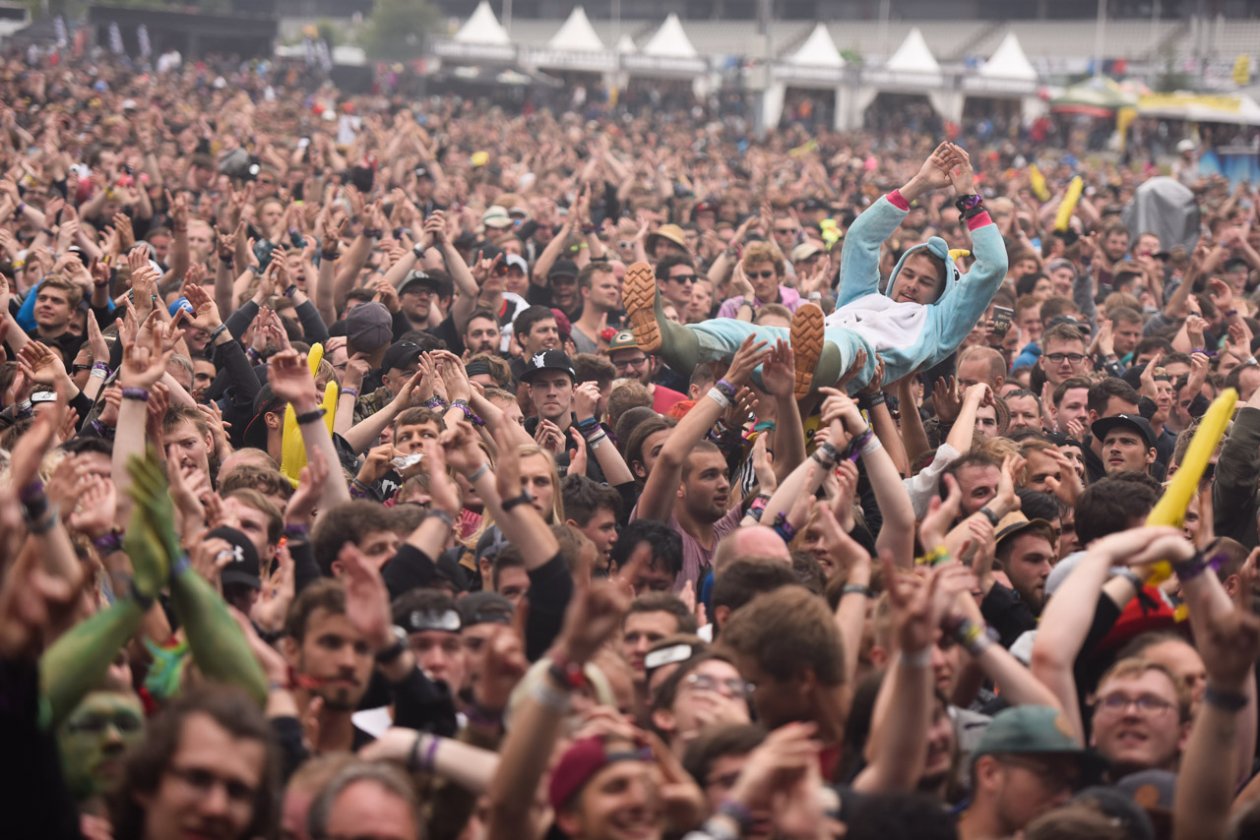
[980,32,1038,81]
[885,27,940,74]
[643,13,699,59]
[547,7,604,52]
[788,23,844,68]
[454,1,510,46]
[616,34,637,54]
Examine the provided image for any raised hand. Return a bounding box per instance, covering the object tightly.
[723,336,771,388]
[119,312,175,388]
[759,339,796,399]
[267,348,319,410]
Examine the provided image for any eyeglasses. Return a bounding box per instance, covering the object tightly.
[774,227,799,236]
[747,270,777,280]
[669,273,698,284]
[1045,352,1088,364]
[1094,692,1177,716]
[684,672,753,699]
[167,765,257,804]
[65,713,143,735]
[613,356,649,370]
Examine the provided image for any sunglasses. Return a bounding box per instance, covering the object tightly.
[747,270,776,279]
[669,273,698,284]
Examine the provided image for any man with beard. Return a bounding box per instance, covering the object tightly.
[571,263,620,354]
[280,571,457,756]
[982,512,1057,648]
[607,330,686,414]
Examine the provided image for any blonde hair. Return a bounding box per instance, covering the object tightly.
[517,445,565,524]
[741,242,784,278]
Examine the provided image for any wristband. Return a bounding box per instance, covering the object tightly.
[208,322,229,342]
[294,407,327,425]
[977,507,1000,528]
[1204,684,1249,712]
[575,416,601,432]
[842,584,874,599]
[501,493,533,513]
[321,249,340,261]
[451,399,484,427]
[18,479,45,505]
[282,523,310,540]
[93,531,125,554]
[90,361,111,379]
[901,648,932,668]
[706,387,732,409]
[362,228,383,240]
[530,680,571,712]
[1172,550,1209,583]
[340,387,359,399]
[859,392,886,409]
[466,463,490,484]
[24,508,58,535]
[747,494,771,522]
[843,428,874,461]
[814,441,840,468]
[861,433,883,456]
[128,578,155,611]
[423,396,449,410]
[121,387,150,402]
[916,545,950,568]
[1115,568,1146,590]
[283,284,298,299]
[427,509,456,531]
[715,378,737,400]
[771,512,797,543]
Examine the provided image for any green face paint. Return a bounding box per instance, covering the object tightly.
[58,691,145,801]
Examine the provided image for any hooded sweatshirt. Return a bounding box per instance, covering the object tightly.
[826,190,1008,385]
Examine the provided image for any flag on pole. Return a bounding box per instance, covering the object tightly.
[315,39,332,72]
[137,24,151,60]
[108,22,124,56]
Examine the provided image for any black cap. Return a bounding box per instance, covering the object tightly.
[398,270,442,296]
[397,605,462,634]
[414,164,432,180]
[209,526,261,590]
[549,259,579,280]
[520,350,575,383]
[1091,413,1156,449]
[381,340,423,373]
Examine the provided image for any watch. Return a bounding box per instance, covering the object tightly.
[374,625,408,664]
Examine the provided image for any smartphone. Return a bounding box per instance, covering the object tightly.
[991,306,1014,338]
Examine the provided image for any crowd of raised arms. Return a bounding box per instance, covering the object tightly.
[5,45,1260,840]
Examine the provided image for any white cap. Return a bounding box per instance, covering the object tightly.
[1176,138,1197,153]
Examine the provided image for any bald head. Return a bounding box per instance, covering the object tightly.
[957,345,1007,391]
[713,526,791,573]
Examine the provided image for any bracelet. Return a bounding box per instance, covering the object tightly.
[93,531,124,554]
[423,396,449,410]
[843,428,873,461]
[90,361,111,379]
[977,507,1000,528]
[294,407,327,425]
[208,322,229,342]
[901,647,932,669]
[813,441,840,468]
[1204,684,1249,712]
[121,387,150,402]
[916,545,950,567]
[427,509,456,531]
[859,392,886,409]
[340,387,359,399]
[501,493,532,513]
[715,378,737,400]
[842,584,874,599]
[575,416,601,433]
[451,399,484,427]
[530,680,571,712]
[586,432,607,449]
[466,463,490,484]
[747,494,772,522]
[706,386,732,409]
[1172,550,1218,583]
[321,249,340,261]
[407,733,427,773]
[363,227,383,240]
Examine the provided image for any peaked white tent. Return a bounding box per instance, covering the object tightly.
[884,28,941,79]
[547,7,604,52]
[453,1,510,45]
[642,13,698,59]
[787,23,844,68]
[616,34,637,54]
[980,32,1037,82]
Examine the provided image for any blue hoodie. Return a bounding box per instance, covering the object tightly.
[828,193,1008,385]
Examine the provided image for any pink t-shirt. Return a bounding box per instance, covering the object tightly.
[630,502,742,592]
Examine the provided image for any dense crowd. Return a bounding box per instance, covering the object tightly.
[5,44,1260,840]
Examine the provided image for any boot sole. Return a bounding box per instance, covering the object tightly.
[624,261,662,353]
[791,303,825,399]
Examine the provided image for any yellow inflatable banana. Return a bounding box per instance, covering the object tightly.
[1143,388,1237,582]
[1029,164,1051,202]
[279,343,338,483]
[1054,176,1083,233]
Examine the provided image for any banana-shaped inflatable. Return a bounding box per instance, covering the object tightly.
[279,343,339,483]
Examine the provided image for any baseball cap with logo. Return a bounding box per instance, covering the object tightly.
[607,330,640,354]
[381,341,423,373]
[973,705,1103,779]
[209,526,261,590]
[1091,414,1156,449]
[521,349,575,383]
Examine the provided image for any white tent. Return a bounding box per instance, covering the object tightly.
[787,23,845,68]
[642,13,699,59]
[884,27,941,79]
[979,32,1037,82]
[547,7,604,52]
[616,34,637,54]
[453,1,510,45]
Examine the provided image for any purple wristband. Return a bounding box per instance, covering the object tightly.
[424,735,440,772]
[121,387,150,402]
[18,480,45,505]
[715,378,737,399]
[93,531,124,554]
